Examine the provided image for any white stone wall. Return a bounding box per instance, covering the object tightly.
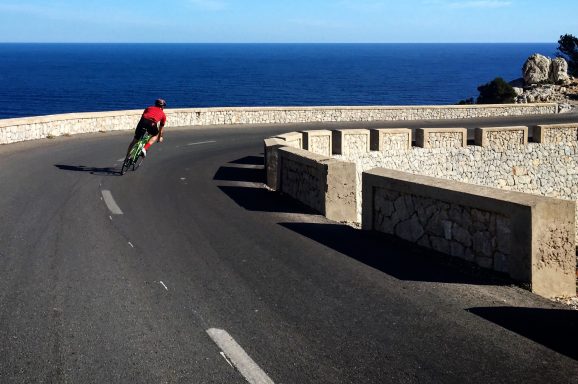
[336,142,578,241]
[0,103,558,145]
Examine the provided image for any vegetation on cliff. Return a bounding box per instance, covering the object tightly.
[557,34,578,77]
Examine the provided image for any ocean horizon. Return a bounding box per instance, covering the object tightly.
[0,43,558,119]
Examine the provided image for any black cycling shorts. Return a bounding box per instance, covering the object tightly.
[134,118,159,139]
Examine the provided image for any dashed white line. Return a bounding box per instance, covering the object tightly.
[128,242,134,248]
[186,140,216,146]
[160,281,168,291]
[117,158,125,162]
[206,328,274,384]
[101,190,123,215]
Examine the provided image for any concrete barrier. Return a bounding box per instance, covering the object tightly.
[274,132,303,149]
[302,130,332,156]
[362,168,576,298]
[415,128,468,149]
[370,128,412,152]
[278,146,357,222]
[332,129,370,156]
[474,126,528,148]
[264,138,287,190]
[1,103,559,145]
[534,123,578,143]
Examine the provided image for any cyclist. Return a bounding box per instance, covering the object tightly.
[126,98,167,157]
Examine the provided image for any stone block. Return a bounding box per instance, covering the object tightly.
[278,146,356,222]
[474,126,528,148]
[263,138,287,191]
[415,128,467,149]
[274,131,303,149]
[533,123,578,143]
[332,129,370,156]
[370,128,412,152]
[302,130,332,156]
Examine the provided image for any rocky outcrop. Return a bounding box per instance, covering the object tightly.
[522,54,571,85]
[523,54,552,84]
[515,54,576,109]
[515,78,578,109]
[551,57,571,84]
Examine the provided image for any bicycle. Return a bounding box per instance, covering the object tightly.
[120,132,150,175]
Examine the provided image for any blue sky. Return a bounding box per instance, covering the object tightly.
[0,0,576,43]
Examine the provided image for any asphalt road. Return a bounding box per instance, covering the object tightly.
[1,114,578,383]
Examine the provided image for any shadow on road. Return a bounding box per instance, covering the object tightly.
[280,222,511,286]
[219,186,317,214]
[213,155,265,183]
[468,307,578,360]
[54,164,119,176]
[213,167,264,183]
[216,154,510,286]
[228,155,264,165]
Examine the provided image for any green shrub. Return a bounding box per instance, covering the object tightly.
[476,77,516,104]
[557,34,578,77]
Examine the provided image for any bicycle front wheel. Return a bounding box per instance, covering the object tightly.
[132,154,145,171]
[120,157,131,175]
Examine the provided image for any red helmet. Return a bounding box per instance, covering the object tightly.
[155,98,167,108]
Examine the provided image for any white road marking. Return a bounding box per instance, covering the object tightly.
[160,281,168,291]
[101,190,123,215]
[109,216,113,221]
[186,140,216,146]
[220,351,234,368]
[206,328,274,384]
[117,158,125,162]
[128,242,134,248]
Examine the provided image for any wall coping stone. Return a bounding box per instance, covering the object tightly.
[474,126,529,147]
[370,128,412,151]
[534,123,578,143]
[415,127,468,148]
[332,128,371,155]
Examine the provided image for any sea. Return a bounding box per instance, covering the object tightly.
[0,43,558,120]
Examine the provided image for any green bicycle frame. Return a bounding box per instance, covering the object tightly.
[129,133,151,161]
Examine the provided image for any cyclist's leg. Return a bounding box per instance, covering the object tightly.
[143,125,160,151]
[127,126,146,156]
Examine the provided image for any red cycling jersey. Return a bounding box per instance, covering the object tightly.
[141,106,167,126]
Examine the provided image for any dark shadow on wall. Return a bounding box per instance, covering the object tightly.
[279,222,512,287]
[468,307,578,360]
[54,164,120,176]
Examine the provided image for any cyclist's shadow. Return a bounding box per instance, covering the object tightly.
[54,164,120,176]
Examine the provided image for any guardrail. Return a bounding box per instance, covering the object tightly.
[264,123,578,298]
[1,103,559,145]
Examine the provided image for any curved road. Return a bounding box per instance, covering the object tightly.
[1,114,578,383]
